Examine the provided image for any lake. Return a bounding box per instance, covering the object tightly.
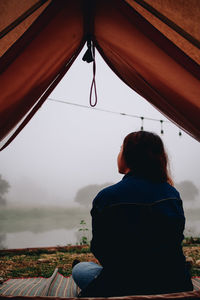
[0,205,199,249]
[3,228,78,249]
[0,205,91,249]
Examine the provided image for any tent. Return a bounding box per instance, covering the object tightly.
[0,0,200,150]
[0,2,200,299]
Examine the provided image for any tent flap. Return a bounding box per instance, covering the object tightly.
[0,0,51,57]
[0,0,85,143]
[0,0,200,148]
[125,0,200,64]
[94,0,200,140]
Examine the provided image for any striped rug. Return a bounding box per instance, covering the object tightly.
[0,268,80,297]
[192,277,200,291]
[0,269,199,298]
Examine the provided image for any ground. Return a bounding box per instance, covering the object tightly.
[0,246,96,281]
[0,245,200,282]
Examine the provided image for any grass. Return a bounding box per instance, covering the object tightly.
[192,268,200,276]
[0,245,199,281]
[0,246,97,280]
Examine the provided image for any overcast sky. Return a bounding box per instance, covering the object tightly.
[0,47,200,207]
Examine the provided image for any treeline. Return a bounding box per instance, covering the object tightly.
[0,174,10,205]
[75,180,199,207]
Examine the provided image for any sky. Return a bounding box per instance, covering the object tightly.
[0,46,200,207]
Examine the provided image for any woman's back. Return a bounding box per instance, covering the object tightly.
[89,174,193,296]
[73,131,193,297]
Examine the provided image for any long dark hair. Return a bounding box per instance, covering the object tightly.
[122,131,172,184]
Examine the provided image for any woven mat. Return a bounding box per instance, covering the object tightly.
[0,269,199,298]
[192,277,200,291]
[0,268,80,297]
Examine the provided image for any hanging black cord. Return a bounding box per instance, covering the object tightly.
[82,38,94,63]
[82,0,97,107]
[0,0,49,39]
[89,42,97,107]
[82,38,98,107]
[82,39,98,107]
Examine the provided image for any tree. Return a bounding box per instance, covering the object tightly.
[74,183,113,207]
[175,180,199,201]
[0,234,6,250]
[0,174,10,205]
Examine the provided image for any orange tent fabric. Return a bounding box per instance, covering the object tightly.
[0,0,200,149]
[94,0,200,140]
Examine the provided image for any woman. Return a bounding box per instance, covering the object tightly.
[72,131,193,297]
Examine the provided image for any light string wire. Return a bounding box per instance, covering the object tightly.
[48,97,168,122]
[47,97,182,136]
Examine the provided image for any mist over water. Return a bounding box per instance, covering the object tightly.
[0,200,199,250]
[0,178,200,250]
[0,204,91,249]
[5,229,78,249]
[0,175,199,250]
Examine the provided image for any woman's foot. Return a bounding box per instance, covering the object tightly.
[72,259,80,268]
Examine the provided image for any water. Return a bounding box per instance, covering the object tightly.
[0,205,91,249]
[2,222,199,250]
[0,205,199,250]
[4,228,78,249]
[185,220,200,237]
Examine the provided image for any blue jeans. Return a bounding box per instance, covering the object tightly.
[72,262,103,290]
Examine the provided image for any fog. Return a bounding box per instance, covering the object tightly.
[0,47,199,248]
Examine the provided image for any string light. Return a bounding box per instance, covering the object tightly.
[160,120,164,134]
[140,117,144,131]
[47,97,183,137]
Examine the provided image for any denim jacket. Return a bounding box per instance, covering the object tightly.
[80,173,193,297]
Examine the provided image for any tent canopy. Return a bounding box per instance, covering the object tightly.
[0,0,200,149]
